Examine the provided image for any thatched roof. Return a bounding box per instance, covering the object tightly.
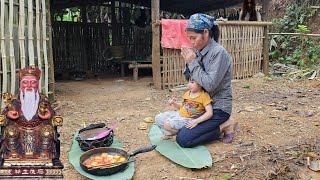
[51,0,243,15]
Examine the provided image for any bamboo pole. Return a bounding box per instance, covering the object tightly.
[151,20,272,26]
[178,50,182,86]
[169,49,173,88]
[151,0,161,90]
[258,27,263,74]
[236,25,241,79]
[1,0,8,96]
[128,64,157,69]
[216,21,272,26]
[263,26,269,75]
[243,26,246,78]
[42,0,49,95]
[9,0,16,94]
[19,0,26,68]
[239,26,244,78]
[239,25,243,79]
[253,27,257,75]
[249,26,253,77]
[36,0,42,91]
[173,50,177,87]
[244,26,249,78]
[162,49,167,89]
[268,33,320,37]
[168,49,171,88]
[28,0,35,66]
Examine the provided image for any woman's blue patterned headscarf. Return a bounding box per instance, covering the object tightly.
[186,13,217,30]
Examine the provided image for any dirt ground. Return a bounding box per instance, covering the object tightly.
[53,75,320,180]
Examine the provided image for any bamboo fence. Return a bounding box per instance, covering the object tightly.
[162,49,187,89]
[268,33,320,37]
[161,21,272,89]
[0,0,53,105]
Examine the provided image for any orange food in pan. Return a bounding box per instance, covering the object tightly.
[83,153,127,167]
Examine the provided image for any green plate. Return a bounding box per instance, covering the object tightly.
[148,124,212,169]
[68,131,134,180]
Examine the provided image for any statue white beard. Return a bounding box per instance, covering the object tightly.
[20,89,40,121]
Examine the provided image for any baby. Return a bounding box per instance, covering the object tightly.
[155,77,213,141]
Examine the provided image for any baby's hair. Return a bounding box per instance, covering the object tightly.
[187,75,196,83]
[187,76,205,91]
[184,71,191,81]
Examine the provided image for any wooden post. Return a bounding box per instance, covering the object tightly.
[133,67,138,81]
[120,63,125,77]
[80,4,88,73]
[118,1,122,44]
[81,4,87,23]
[262,26,269,75]
[151,0,161,90]
[111,0,117,46]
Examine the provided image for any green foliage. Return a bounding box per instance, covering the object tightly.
[295,25,309,33]
[271,1,317,33]
[269,0,320,70]
[263,75,273,81]
[242,85,251,89]
[210,174,230,180]
[219,174,229,180]
[53,7,81,22]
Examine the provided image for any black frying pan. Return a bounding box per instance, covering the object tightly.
[80,145,157,176]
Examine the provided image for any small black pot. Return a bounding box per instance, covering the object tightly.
[76,123,114,151]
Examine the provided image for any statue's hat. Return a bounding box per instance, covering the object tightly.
[18,66,41,80]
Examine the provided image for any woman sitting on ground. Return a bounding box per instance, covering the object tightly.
[177,13,238,148]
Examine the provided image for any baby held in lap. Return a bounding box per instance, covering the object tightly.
[155,78,213,141]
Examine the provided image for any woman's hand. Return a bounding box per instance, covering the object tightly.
[181,46,196,63]
[186,119,198,129]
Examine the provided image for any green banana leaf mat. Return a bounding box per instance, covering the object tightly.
[148,124,212,169]
[68,131,134,180]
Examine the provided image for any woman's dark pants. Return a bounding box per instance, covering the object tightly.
[176,109,230,148]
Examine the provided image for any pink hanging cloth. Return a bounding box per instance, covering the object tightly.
[161,19,193,49]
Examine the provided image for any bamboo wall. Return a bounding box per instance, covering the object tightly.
[161,21,272,89]
[52,22,152,75]
[52,22,111,74]
[162,49,187,89]
[220,22,265,79]
[121,26,152,61]
[0,0,52,101]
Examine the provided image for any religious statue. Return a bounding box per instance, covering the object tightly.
[0,66,63,178]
